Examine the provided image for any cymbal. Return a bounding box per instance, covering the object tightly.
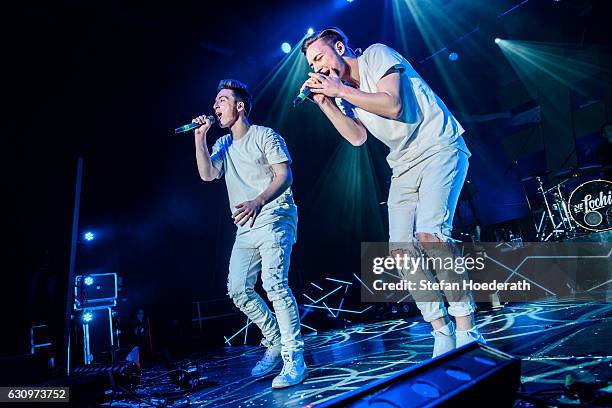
[553,164,603,180]
[520,170,551,183]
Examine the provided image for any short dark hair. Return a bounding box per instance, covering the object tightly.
[301,27,350,55]
[217,79,252,117]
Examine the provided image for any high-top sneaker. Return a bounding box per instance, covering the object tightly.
[431,320,456,358]
[251,344,282,377]
[271,351,308,389]
[456,327,486,348]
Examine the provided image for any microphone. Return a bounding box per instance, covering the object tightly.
[292,87,312,107]
[174,115,217,134]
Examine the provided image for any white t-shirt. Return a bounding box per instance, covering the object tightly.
[210,124,297,232]
[337,43,470,175]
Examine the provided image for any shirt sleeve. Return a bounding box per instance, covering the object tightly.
[365,43,406,85]
[263,129,292,165]
[210,137,226,178]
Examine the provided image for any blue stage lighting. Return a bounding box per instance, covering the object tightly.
[449,52,459,61]
[347,0,354,2]
[281,42,292,54]
[83,231,95,241]
[84,276,94,286]
[83,312,93,323]
[307,28,315,36]
[494,38,501,44]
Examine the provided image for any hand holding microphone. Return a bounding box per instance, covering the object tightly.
[192,115,215,140]
[295,74,332,108]
[174,115,217,136]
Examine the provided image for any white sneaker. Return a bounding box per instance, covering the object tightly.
[456,327,486,348]
[251,345,282,377]
[431,320,456,358]
[271,351,308,389]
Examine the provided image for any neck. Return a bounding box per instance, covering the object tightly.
[230,116,250,140]
[344,56,360,87]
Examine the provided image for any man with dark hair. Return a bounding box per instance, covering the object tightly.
[300,28,484,357]
[192,79,307,388]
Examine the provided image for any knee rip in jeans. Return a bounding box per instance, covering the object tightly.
[416,232,462,261]
[265,284,293,305]
[416,232,445,243]
[262,271,285,291]
[229,288,253,307]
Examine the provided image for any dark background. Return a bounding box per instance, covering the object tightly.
[5,0,611,358]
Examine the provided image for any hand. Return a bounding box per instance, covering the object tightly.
[306,72,346,99]
[192,115,213,142]
[300,77,330,107]
[232,199,264,227]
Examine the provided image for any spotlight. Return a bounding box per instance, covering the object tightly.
[307,27,315,36]
[84,276,94,286]
[83,312,93,323]
[347,0,354,2]
[448,52,459,61]
[83,231,95,241]
[494,38,501,44]
[281,42,291,54]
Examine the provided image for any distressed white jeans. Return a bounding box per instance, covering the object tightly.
[388,147,475,322]
[227,219,303,353]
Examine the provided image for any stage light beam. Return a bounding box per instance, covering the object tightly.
[495,38,502,44]
[83,231,95,241]
[281,42,292,54]
[307,28,315,36]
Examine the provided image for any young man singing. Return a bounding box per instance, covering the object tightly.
[300,28,485,357]
[192,79,307,387]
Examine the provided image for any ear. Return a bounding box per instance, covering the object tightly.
[237,101,244,113]
[335,41,345,56]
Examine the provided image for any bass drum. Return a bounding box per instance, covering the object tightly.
[568,179,612,232]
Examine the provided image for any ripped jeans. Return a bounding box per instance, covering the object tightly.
[388,147,475,322]
[227,219,303,353]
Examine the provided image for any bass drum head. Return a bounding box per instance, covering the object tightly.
[568,179,612,232]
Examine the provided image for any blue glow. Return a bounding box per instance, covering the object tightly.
[84,276,94,286]
[281,42,291,54]
[83,312,93,323]
[495,38,501,44]
[307,28,315,36]
[449,52,459,61]
[83,231,95,241]
[347,0,354,2]
[326,277,352,285]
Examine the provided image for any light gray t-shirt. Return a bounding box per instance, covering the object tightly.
[336,43,470,176]
[210,124,297,232]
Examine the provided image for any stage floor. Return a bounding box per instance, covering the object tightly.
[109,299,612,407]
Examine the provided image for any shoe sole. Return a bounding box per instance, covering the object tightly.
[271,370,309,389]
[251,359,281,378]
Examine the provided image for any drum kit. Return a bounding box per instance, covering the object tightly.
[520,165,612,241]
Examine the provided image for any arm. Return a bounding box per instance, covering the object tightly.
[317,96,368,146]
[193,115,220,181]
[232,162,293,227]
[256,162,293,206]
[338,72,402,119]
[308,71,403,120]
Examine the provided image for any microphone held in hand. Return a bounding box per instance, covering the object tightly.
[292,87,312,107]
[174,115,217,134]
